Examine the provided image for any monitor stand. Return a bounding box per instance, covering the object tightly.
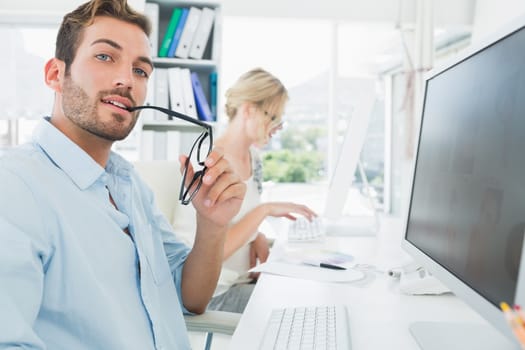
[409,321,517,350]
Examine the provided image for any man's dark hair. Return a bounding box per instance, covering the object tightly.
[56,0,151,72]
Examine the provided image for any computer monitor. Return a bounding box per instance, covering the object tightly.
[401,15,525,350]
[323,79,379,234]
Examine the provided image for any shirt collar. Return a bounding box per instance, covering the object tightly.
[32,117,131,190]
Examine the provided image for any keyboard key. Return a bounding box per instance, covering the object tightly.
[259,305,351,350]
[288,217,325,242]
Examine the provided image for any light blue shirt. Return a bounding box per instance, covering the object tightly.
[0,118,193,349]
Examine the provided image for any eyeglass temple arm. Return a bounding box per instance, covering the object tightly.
[128,105,212,133]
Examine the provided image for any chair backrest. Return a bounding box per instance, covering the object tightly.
[133,160,196,246]
[133,160,180,223]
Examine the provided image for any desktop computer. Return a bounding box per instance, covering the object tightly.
[402,13,525,350]
[322,79,380,236]
[279,79,379,242]
[255,13,525,350]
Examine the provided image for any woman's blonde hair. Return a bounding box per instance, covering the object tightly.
[224,68,288,123]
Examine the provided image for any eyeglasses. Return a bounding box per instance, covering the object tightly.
[260,108,284,130]
[262,110,279,123]
[128,105,213,205]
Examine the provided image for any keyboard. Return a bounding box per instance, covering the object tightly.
[288,217,325,242]
[259,305,351,350]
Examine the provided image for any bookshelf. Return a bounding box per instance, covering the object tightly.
[140,0,221,160]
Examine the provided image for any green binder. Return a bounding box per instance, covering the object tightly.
[158,8,183,57]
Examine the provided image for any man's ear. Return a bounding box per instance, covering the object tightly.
[44,58,65,93]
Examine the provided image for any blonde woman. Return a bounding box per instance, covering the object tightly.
[206,68,317,312]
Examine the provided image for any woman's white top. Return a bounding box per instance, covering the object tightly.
[171,147,263,296]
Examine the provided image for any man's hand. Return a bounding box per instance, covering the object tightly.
[179,148,246,313]
[179,147,246,228]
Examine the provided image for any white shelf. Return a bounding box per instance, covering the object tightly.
[141,0,221,160]
[142,120,213,132]
[152,57,217,69]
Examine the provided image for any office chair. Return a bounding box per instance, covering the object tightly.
[133,160,241,350]
[184,310,240,350]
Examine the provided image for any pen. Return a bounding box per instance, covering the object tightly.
[303,261,346,270]
[501,302,525,348]
[501,302,525,326]
[320,263,346,270]
[514,305,525,324]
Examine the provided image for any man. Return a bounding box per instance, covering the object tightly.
[0,0,245,349]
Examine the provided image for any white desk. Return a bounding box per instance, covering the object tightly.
[229,216,508,350]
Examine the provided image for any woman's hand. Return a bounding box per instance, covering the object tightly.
[263,202,317,221]
[249,233,270,280]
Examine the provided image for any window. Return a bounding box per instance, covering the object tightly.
[222,17,390,214]
[0,22,57,149]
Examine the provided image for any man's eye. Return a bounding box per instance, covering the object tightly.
[95,54,112,61]
[133,67,148,78]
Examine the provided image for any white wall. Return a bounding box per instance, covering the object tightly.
[0,0,145,15]
[221,0,475,26]
[2,0,474,27]
[472,0,525,42]
[1,0,83,12]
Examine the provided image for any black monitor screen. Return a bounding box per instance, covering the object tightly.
[405,26,525,306]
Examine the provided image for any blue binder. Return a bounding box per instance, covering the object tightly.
[191,72,213,122]
[209,71,218,121]
[167,8,189,58]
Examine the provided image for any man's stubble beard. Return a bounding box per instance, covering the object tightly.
[61,75,138,142]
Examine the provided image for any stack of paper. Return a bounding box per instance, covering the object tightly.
[249,248,364,283]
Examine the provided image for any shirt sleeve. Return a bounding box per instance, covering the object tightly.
[162,233,194,315]
[0,168,49,348]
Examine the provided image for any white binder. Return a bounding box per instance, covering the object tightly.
[189,7,215,59]
[174,7,202,59]
[143,2,159,57]
[167,67,186,115]
[154,68,169,120]
[180,68,198,119]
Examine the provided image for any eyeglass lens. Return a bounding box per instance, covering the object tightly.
[179,130,212,205]
[127,105,213,206]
